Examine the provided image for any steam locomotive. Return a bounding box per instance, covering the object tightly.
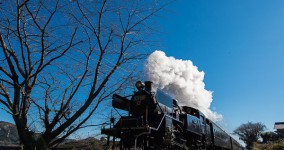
[101,81,243,150]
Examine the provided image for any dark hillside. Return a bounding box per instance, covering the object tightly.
[0,121,106,149]
[0,121,19,146]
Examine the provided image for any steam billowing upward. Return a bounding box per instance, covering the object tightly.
[145,50,222,121]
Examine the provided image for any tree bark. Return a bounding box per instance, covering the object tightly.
[15,118,49,150]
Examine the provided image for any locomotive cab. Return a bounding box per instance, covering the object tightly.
[182,106,203,135]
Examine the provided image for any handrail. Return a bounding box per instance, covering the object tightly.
[149,114,166,131]
[134,114,167,150]
[134,114,182,149]
[134,131,151,150]
[149,114,182,131]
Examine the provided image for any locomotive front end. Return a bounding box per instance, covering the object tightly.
[130,81,156,119]
[101,81,158,149]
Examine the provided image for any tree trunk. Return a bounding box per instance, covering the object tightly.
[14,117,48,150]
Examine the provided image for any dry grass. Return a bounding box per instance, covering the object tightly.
[253,140,284,150]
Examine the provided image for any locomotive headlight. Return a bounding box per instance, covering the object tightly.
[135,81,145,90]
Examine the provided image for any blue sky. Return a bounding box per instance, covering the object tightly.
[154,0,284,132]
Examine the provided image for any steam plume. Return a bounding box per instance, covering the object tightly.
[145,50,222,121]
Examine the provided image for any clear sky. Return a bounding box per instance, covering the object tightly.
[154,0,284,133]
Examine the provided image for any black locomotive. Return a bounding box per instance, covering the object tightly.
[101,81,243,150]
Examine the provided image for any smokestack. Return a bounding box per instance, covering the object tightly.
[144,81,153,92]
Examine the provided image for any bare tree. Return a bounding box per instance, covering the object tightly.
[233,122,266,150]
[0,0,167,149]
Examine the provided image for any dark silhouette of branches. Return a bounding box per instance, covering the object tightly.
[0,0,169,149]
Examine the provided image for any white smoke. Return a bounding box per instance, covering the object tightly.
[145,50,222,121]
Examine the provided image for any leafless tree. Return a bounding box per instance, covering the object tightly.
[233,122,266,150]
[0,0,168,149]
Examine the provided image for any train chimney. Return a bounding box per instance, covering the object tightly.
[144,81,153,92]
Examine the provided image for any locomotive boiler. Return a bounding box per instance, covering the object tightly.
[101,81,243,150]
